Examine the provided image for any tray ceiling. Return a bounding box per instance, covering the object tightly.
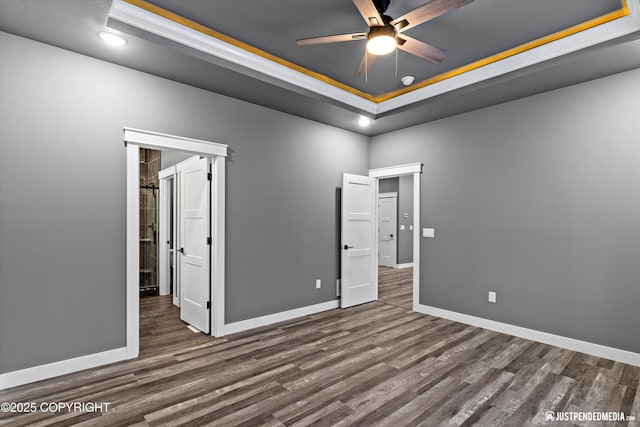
[126,0,626,101]
[2,0,640,135]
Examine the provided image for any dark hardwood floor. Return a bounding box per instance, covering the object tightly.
[1,267,639,426]
[378,266,413,310]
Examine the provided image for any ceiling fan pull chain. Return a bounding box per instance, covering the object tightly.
[395,47,398,78]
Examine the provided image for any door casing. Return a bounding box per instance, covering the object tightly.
[369,163,422,312]
[124,128,227,360]
[158,169,174,298]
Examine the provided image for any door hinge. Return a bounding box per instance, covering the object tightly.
[207,237,211,245]
[206,301,211,309]
[207,172,212,181]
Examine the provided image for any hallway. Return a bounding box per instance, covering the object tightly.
[378,266,413,310]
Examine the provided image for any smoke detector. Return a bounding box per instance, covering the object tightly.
[401,75,415,86]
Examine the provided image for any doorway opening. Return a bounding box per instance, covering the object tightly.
[340,163,421,313]
[124,128,228,360]
[376,174,414,310]
[370,163,421,312]
[138,148,213,353]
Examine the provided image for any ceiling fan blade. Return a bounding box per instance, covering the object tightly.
[392,0,473,33]
[397,35,447,63]
[355,50,377,78]
[297,32,367,46]
[352,0,385,27]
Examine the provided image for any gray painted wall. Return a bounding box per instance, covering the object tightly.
[397,175,413,265]
[0,32,368,374]
[370,68,640,353]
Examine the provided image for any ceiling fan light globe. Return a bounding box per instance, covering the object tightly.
[367,35,396,55]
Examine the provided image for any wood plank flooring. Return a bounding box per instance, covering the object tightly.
[378,266,413,310]
[1,267,639,426]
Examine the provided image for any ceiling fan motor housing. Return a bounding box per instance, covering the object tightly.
[367,15,397,56]
[368,24,396,41]
[368,15,396,40]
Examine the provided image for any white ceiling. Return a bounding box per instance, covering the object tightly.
[1,0,640,135]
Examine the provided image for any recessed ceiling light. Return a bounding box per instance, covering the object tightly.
[358,116,372,127]
[98,31,127,47]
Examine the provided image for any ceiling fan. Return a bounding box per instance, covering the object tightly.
[296,0,473,78]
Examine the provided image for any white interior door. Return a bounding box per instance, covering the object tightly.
[341,173,377,308]
[178,156,211,333]
[378,193,397,267]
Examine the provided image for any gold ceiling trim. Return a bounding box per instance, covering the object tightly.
[124,0,628,105]
[375,0,629,103]
[122,0,377,102]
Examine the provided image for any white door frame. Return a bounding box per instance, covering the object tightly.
[159,166,179,305]
[123,128,228,359]
[158,167,174,296]
[369,163,422,312]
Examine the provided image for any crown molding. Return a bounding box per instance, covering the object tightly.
[108,0,378,115]
[377,1,640,114]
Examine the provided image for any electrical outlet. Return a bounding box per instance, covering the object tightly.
[488,291,497,303]
[316,279,321,289]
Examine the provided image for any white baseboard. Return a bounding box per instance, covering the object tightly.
[416,304,640,367]
[0,347,127,390]
[222,300,340,335]
[395,263,414,269]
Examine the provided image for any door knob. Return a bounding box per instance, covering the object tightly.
[179,247,184,254]
[390,234,393,238]
[344,245,354,250]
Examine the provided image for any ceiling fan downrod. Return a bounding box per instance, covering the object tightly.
[373,0,391,14]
